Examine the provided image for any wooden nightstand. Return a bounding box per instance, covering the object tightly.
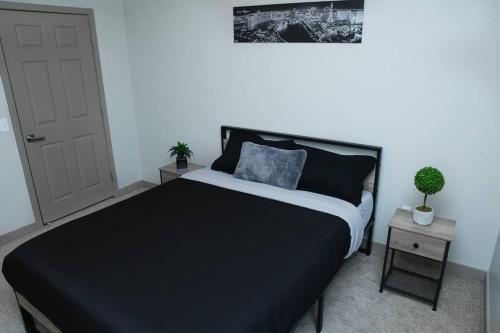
[379,208,456,310]
[159,162,204,184]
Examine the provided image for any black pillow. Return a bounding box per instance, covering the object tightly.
[296,144,376,206]
[211,130,296,174]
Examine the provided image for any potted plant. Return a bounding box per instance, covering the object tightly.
[413,166,445,225]
[168,142,193,170]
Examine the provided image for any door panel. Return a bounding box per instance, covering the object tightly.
[23,61,58,124]
[54,25,78,47]
[60,59,89,118]
[40,141,73,201]
[74,134,100,190]
[0,10,114,222]
[15,24,44,47]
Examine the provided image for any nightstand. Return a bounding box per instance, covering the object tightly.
[159,162,204,184]
[379,208,456,310]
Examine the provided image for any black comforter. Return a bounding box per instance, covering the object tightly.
[3,179,350,333]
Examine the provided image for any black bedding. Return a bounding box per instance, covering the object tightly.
[2,179,350,333]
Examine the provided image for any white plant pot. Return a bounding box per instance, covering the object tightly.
[413,207,434,226]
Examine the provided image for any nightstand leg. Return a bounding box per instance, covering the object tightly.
[379,228,392,292]
[389,248,395,272]
[433,241,451,311]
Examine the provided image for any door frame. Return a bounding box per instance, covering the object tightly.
[0,1,119,227]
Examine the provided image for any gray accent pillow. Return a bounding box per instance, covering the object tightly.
[234,142,307,190]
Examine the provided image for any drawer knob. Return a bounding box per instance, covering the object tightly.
[413,243,419,249]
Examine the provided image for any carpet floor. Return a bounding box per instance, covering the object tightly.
[0,190,485,332]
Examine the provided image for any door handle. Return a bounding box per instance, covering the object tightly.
[26,134,46,143]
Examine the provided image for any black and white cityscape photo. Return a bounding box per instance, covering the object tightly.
[234,0,364,43]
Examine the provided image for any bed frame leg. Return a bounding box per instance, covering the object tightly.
[316,294,324,333]
[358,224,374,256]
[15,293,38,333]
[365,223,374,256]
[20,307,38,333]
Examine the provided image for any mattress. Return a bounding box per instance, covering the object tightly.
[3,178,351,333]
[183,167,367,257]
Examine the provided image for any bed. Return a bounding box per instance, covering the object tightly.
[2,126,382,333]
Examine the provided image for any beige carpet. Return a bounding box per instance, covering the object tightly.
[293,248,485,333]
[0,192,485,332]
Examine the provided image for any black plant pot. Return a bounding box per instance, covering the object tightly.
[176,156,188,170]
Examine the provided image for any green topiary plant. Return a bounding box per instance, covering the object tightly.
[414,167,445,212]
[168,142,193,159]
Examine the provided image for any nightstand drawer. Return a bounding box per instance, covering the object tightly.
[160,171,179,184]
[389,228,446,261]
[159,163,204,184]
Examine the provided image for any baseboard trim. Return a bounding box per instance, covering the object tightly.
[141,180,157,189]
[371,241,486,281]
[446,259,486,281]
[1,181,156,248]
[0,223,41,247]
[118,180,157,196]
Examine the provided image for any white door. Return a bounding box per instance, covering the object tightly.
[0,10,114,223]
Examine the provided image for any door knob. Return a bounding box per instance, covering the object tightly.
[26,134,45,142]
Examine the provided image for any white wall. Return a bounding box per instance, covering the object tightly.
[124,0,500,270]
[0,76,35,235]
[0,0,143,235]
[489,229,500,332]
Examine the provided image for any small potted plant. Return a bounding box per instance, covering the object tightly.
[168,142,193,170]
[413,166,445,225]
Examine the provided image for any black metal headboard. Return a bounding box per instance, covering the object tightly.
[220,125,383,256]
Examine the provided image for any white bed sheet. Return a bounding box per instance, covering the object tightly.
[359,191,374,228]
[182,167,365,258]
